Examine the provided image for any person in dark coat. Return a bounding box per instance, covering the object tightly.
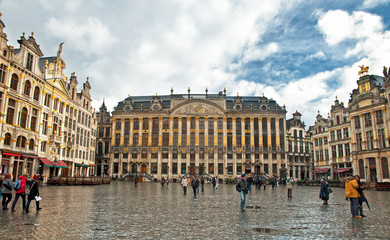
[25,175,42,213]
[320,178,330,204]
[191,176,200,197]
[355,175,366,217]
[236,174,249,211]
[212,177,216,189]
[200,176,205,192]
[2,173,13,210]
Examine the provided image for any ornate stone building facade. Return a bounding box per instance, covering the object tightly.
[348,70,389,183]
[0,14,96,181]
[98,89,288,181]
[311,67,390,183]
[286,111,312,180]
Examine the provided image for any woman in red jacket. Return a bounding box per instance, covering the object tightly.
[11,175,27,212]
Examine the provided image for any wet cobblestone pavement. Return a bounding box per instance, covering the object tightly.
[1,182,389,239]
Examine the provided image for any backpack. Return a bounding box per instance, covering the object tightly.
[14,179,21,191]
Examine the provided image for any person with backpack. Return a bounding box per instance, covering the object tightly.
[11,174,27,212]
[25,175,42,213]
[191,176,199,197]
[236,174,249,212]
[2,173,13,210]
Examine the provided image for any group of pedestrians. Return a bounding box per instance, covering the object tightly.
[0,174,42,213]
[180,175,207,197]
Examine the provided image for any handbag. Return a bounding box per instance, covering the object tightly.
[328,188,333,194]
[35,195,42,201]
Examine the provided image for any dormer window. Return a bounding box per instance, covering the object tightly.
[26,52,33,71]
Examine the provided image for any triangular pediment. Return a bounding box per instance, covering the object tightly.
[171,100,225,116]
[18,37,44,57]
[47,78,69,95]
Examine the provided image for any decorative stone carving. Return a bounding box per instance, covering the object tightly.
[174,103,223,116]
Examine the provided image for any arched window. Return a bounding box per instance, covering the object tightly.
[29,139,35,150]
[0,63,6,83]
[33,86,40,101]
[382,158,389,179]
[6,98,16,125]
[16,136,22,147]
[336,116,340,124]
[20,107,28,128]
[23,80,31,96]
[359,159,365,178]
[3,50,7,57]
[10,74,18,91]
[4,133,11,145]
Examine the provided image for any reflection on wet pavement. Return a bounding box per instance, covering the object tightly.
[0,182,389,239]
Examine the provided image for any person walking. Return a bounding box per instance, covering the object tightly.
[215,177,219,189]
[236,174,249,212]
[25,175,42,213]
[247,175,253,194]
[319,178,330,204]
[11,174,27,212]
[345,175,362,218]
[212,177,216,189]
[191,176,199,197]
[200,176,205,192]
[181,175,188,195]
[134,175,139,187]
[161,177,166,187]
[0,175,3,201]
[2,173,13,210]
[271,176,276,189]
[355,175,366,217]
[286,177,293,198]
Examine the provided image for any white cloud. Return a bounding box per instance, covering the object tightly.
[306,51,326,61]
[317,10,383,46]
[362,0,390,8]
[45,16,118,57]
[241,42,279,63]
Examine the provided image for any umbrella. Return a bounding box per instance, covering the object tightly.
[362,192,371,211]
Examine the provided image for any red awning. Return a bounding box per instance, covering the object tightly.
[39,158,53,167]
[3,152,21,157]
[90,164,95,167]
[313,168,330,173]
[333,167,352,173]
[55,160,69,168]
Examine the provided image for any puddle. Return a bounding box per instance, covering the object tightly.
[253,227,273,233]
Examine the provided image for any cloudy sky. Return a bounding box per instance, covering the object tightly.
[1,0,390,127]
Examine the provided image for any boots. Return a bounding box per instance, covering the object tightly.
[359,207,366,217]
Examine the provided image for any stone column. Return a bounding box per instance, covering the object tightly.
[195,117,199,167]
[267,118,272,175]
[178,117,182,175]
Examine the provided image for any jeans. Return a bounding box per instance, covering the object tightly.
[240,191,246,210]
[193,187,197,197]
[11,193,26,210]
[248,185,252,193]
[350,198,359,216]
[183,186,187,194]
[26,198,40,211]
[2,193,12,208]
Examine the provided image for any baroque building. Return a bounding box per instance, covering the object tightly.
[0,13,96,181]
[286,111,312,180]
[97,89,288,181]
[348,69,389,183]
[311,67,390,183]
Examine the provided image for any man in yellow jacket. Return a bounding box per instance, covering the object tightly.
[345,175,361,218]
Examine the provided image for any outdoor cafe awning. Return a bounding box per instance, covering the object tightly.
[333,167,352,173]
[55,160,69,168]
[313,168,330,174]
[39,158,53,167]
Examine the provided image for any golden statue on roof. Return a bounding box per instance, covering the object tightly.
[358,65,369,76]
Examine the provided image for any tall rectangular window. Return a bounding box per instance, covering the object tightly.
[376,110,383,123]
[356,133,362,151]
[354,116,361,129]
[378,129,386,149]
[26,52,33,71]
[366,131,373,150]
[343,128,349,139]
[364,113,372,127]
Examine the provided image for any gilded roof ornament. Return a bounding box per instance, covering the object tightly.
[358,65,369,76]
